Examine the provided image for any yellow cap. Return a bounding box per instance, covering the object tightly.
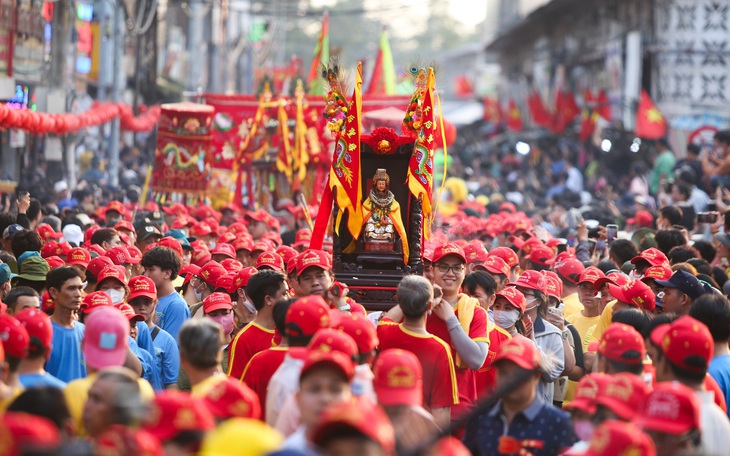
[198,418,283,456]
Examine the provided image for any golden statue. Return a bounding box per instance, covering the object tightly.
[361,169,409,262]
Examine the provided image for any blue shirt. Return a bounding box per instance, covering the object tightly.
[46,321,87,383]
[136,322,154,354]
[156,291,190,341]
[151,325,180,387]
[19,372,66,389]
[130,337,163,391]
[709,354,730,418]
[463,396,576,456]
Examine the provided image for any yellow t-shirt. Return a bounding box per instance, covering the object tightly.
[190,374,226,397]
[0,387,23,413]
[562,293,583,320]
[591,300,616,345]
[566,313,601,352]
[64,372,155,436]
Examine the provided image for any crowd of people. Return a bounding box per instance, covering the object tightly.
[1,130,730,455]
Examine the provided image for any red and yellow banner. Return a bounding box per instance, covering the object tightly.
[407,67,435,227]
[330,62,364,239]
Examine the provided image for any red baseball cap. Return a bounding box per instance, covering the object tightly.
[36,224,63,241]
[81,291,114,314]
[627,210,654,228]
[233,267,258,290]
[334,313,379,355]
[66,247,91,267]
[219,258,243,272]
[489,247,519,269]
[0,314,30,359]
[292,229,312,249]
[106,246,140,265]
[593,271,630,291]
[301,349,355,383]
[202,377,261,421]
[553,258,585,285]
[527,244,555,267]
[308,328,358,359]
[128,275,157,301]
[595,372,651,420]
[641,265,673,283]
[15,308,53,354]
[372,348,423,407]
[114,220,136,234]
[608,280,655,311]
[312,399,394,455]
[251,241,272,254]
[630,248,669,267]
[105,200,127,217]
[83,306,129,370]
[45,256,65,270]
[162,203,188,217]
[582,420,656,456]
[179,264,201,284]
[203,292,233,314]
[232,237,253,252]
[142,391,215,442]
[542,270,563,300]
[171,215,196,230]
[262,231,282,247]
[495,287,526,312]
[211,243,236,260]
[494,336,540,371]
[1,412,61,454]
[157,237,184,259]
[276,245,298,266]
[217,232,237,245]
[115,303,145,322]
[215,273,238,294]
[95,425,162,456]
[513,269,548,293]
[256,251,285,272]
[650,315,713,373]
[636,382,701,436]
[463,241,489,264]
[199,261,227,288]
[519,237,543,255]
[565,373,611,414]
[97,265,129,286]
[189,222,213,237]
[226,222,247,236]
[432,242,467,264]
[285,295,331,338]
[476,255,510,277]
[40,242,62,259]
[296,249,331,275]
[597,322,646,365]
[578,266,606,285]
[192,249,212,267]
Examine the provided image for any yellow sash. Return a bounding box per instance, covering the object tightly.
[454,293,478,368]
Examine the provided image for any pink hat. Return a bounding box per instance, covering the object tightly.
[82,306,130,370]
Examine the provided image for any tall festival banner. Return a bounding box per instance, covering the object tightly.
[151,103,212,200]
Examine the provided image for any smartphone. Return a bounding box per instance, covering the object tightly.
[709,202,718,212]
[588,239,597,256]
[548,306,564,319]
[567,208,583,230]
[698,212,719,224]
[606,224,618,244]
[556,244,567,254]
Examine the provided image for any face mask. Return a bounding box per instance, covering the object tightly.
[493,309,520,329]
[629,270,643,280]
[193,284,205,302]
[524,297,539,312]
[242,299,257,314]
[573,420,595,442]
[210,312,235,335]
[209,241,217,249]
[105,289,125,305]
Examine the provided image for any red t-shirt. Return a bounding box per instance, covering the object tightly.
[241,346,288,420]
[476,325,512,397]
[377,321,459,410]
[426,294,489,418]
[228,322,276,379]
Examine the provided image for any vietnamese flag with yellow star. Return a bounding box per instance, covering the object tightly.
[506,99,523,132]
[635,90,667,139]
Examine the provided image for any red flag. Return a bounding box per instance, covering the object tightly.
[584,88,595,106]
[550,89,580,133]
[527,88,551,127]
[596,89,611,121]
[407,68,435,237]
[330,62,364,238]
[483,97,502,125]
[307,12,329,90]
[506,99,522,132]
[579,110,598,141]
[635,90,667,139]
